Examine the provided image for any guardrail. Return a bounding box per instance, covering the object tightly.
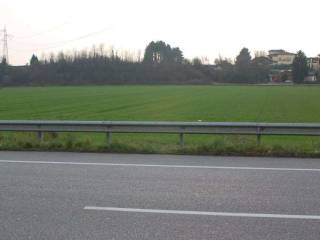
[0,120,320,145]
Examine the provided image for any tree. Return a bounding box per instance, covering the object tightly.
[0,41,212,86]
[251,56,272,83]
[143,41,184,65]
[0,57,9,85]
[1,57,8,66]
[171,47,183,64]
[235,48,252,82]
[192,57,202,66]
[214,57,235,82]
[30,54,39,66]
[143,41,165,64]
[0,61,3,83]
[235,48,252,69]
[215,57,233,70]
[292,50,308,84]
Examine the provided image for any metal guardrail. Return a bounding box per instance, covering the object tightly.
[0,120,320,145]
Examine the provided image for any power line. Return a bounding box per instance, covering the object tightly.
[10,26,111,53]
[14,22,70,39]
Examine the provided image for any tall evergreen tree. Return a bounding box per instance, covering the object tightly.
[292,50,309,83]
[30,54,39,66]
[171,47,183,64]
[235,47,252,82]
[235,48,252,70]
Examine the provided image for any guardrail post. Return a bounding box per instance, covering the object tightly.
[257,134,261,145]
[257,127,261,145]
[179,133,184,146]
[107,132,112,145]
[37,131,43,141]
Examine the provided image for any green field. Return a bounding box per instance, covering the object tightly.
[1,85,320,122]
[0,85,320,156]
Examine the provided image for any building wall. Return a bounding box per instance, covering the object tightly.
[270,54,296,65]
[305,75,317,82]
[308,58,320,72]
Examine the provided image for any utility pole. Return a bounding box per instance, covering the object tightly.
[1,26,10,64]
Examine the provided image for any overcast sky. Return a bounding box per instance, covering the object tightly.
[1,0,319,65]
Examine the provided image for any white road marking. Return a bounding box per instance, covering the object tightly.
[84,206,320,220]
[0,159,320,172]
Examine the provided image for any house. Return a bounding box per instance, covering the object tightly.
[267,50,319,83]
[308,56,320,72]
[268,50,296,65]
[304,56,319,82]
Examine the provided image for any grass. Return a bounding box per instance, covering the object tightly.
[0,85,320,157]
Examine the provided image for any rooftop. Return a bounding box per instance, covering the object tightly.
[268,49,296,56]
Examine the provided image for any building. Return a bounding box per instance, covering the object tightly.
[304,72,317,82]
[305,56,320,82]
[308,57,320,72]
[267,51,319,83]
[268,50,296,65]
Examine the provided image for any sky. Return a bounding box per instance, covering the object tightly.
[0,0,319,65]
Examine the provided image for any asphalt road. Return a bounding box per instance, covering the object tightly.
[1,151,320,240]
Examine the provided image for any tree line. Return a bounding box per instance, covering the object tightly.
[0,41,313,86]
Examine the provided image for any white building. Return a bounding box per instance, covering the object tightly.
[308,57,320,72]
[268,50,296,65]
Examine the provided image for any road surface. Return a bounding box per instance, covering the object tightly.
[1,151,320,239]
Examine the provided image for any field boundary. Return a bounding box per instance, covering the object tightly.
[1,120,320,146]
